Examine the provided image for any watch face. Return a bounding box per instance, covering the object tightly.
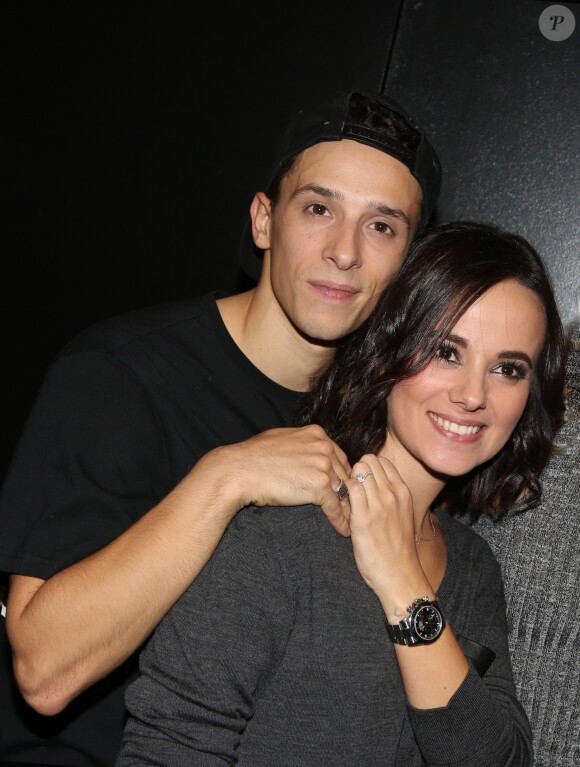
[413,604,444,641]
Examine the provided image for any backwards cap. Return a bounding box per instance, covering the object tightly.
[240,89,442,281]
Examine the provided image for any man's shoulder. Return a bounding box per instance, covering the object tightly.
[60,292,225,359]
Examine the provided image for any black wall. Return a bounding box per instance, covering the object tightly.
[386,0,580,328]
[2,3,403,478]
[3,1,580,480]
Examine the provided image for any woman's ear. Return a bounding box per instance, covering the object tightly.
[250,192,272,250]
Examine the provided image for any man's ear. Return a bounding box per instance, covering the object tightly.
[250,192,272,250]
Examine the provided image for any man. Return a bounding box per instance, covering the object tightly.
[471,322,579,767]
[0,89,441,765]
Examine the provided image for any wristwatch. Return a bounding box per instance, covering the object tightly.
[386,597,445,645]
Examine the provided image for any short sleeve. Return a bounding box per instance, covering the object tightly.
[0,351,172,577]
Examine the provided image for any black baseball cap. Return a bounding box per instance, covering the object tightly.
[239,89,442,281]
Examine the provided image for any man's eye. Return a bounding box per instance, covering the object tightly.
[307,203,330,216]
[372,221,394,235]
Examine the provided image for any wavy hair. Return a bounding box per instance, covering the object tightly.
[297,221,567,518]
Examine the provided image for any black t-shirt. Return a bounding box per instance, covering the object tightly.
[0,292,302,766]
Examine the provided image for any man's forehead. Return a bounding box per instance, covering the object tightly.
[291,139,421,183]
[285,140,422,217]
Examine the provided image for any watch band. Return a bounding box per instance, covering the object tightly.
[386,620,417,645]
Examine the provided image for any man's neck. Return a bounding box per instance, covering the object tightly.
[217,289,336,393]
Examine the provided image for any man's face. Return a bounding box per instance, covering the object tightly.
[256,139,422,344]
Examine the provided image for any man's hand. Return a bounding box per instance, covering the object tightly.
[211,425,352,536]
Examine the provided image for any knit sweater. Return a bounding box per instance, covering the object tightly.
[118,507,532,766]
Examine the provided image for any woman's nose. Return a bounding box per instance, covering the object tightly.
[449,369,487,411]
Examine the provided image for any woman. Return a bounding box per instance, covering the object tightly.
[117,221,566,766]
[469,319,579,765]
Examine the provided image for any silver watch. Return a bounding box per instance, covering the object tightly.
[386,597,445,645]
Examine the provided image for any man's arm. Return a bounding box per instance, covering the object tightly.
[6,424,350,716]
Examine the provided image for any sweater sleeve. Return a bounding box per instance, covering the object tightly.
[406,534,533,766]
[117,509,293,767]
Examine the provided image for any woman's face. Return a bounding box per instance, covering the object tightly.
[386,279,547,480]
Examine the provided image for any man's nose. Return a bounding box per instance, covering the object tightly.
[323,222,362,270]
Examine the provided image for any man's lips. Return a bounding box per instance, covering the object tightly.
[309,281,360,301]
[428,412,486,440]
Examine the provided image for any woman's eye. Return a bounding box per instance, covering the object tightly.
[496,362,528,380]
[435,344,458,364]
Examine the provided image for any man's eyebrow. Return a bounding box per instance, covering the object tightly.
[293,183,341,200]
[374,204,410,228]
[445,334,534,367]
[293,184,411,228]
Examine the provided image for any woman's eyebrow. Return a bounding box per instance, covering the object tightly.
[496,350,534,367]
[445,333,467,348]
[446,334,533,367]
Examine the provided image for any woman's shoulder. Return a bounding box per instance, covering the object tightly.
[229,503,340,554]
[437,508,501,574]
[437,509,506,621]
[218,504,353,598]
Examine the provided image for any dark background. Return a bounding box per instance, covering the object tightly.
[3,1,580,480]
[386,0,580,326]
[1,2,402,478]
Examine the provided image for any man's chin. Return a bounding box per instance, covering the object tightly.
[295,322,360,348]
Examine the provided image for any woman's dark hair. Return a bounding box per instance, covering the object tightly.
[297,221,567,519]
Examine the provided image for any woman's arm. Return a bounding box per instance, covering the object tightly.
[404,557,533,766]
[345,454,533,766]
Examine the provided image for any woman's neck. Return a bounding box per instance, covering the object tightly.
[377,443,447,525]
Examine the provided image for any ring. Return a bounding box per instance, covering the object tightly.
[335,479,349,501]
[356,471,373,483]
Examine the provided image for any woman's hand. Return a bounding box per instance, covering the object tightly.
[346,455,433,621]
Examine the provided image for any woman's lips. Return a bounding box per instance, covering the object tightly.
[428,411,486,441]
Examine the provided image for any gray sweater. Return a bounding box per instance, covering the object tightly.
[118,507,532,766]
[471,326,580,767]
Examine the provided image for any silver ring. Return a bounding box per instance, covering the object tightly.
[356,471,373,483]
[335,479,349,501]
